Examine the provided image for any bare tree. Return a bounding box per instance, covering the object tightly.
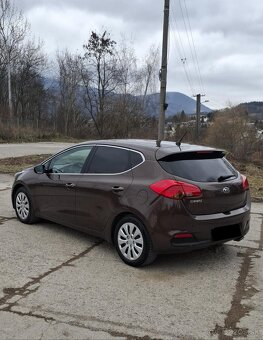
[141,45,160,107]
[116,37,140,96]
[205,105,259,161]
[81,31,120,137]
[11,40,46,127]
[0,0,29,119]
[57,50,83,135]
[108,38,142,137]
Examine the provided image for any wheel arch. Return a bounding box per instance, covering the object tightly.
[12,184,25,208]
[110,211,149,245]
[110,211,157,266]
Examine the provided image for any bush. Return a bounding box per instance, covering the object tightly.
[204,106,262,163]
[0,121,61,143]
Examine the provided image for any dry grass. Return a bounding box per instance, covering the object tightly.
[0,121,85,143]
[0,154,262,201]
[230,160,263,202]
[0,154,51,174]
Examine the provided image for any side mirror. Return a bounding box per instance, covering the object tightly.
[34,164,46,174]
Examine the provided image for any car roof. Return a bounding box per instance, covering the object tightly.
[78,139,222,160]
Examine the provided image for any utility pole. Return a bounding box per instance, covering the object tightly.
[157,0,170,146]
[193,93,205,141]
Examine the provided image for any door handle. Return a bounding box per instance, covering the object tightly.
[112,186,124,192]
[65,183,76,188]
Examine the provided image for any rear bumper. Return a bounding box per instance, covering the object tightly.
[168,221,249,253]
[150,203,251,254]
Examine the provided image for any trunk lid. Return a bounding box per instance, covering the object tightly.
[182,178,246,215]
[158,150,247,215]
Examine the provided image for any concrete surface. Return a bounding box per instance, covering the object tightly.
[0,142,75,159]
[0,143,263,339]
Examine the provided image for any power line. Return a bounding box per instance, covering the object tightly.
[182,0,205,93]
[170,6,196,95]
[178,0,203,93]
[171,5,186,62]
[172,0,206,97]
[181,57,195,95]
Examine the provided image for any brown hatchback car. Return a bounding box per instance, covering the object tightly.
[12,139,250,266]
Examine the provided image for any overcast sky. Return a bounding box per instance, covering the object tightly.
[17,0,263,109]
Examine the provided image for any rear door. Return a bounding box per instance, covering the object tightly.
[75,146,133,234]
[158,151,247,215]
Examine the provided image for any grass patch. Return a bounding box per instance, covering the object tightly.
[0,154,51,175]
[0,123,86,143]
[231,160,263,202]
[0,155,262,201]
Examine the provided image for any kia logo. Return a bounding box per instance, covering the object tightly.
[223,187,230,194]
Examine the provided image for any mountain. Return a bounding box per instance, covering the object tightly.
[241,101,263,114]
[145,92,212,116]
[237,101,263,120]
[44,77,59,90]
[43,78,212,116]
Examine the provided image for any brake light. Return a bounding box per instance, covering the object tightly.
[241,175,249,191]
[150,179,202,199]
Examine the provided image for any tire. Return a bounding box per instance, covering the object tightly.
[14,187,38,224]
[114,215,156,267]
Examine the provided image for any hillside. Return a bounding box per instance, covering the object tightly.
[145,92,212,116]
[44,79,212,117]
[242,101,263,113]
[239,101,263,120]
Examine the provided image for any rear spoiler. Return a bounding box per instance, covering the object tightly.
[156,148,225,161]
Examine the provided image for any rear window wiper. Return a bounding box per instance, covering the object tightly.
[218,174,236,182]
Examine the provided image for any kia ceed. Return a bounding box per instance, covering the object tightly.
[12,140,251,266]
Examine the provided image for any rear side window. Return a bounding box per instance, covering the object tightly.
[130,151,144,167]
[88,146,131,174]
[159,152,237,182]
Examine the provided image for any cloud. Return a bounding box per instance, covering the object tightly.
[16,0,263,108]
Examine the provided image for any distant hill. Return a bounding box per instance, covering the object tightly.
[43,78,212,116]
[238,101,263,120]
[44,77,59,90]
[242,101,263,113]
[145,92,212,116]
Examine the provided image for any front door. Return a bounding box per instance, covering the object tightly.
[34,146,93,226]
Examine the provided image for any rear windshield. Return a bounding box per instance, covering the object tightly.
[158,152,237,182]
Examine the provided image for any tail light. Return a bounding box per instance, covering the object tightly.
[241,175,249,191]
[150,179,202,199]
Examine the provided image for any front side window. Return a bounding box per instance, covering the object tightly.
[49,146,92,174]
[88,146,131,174]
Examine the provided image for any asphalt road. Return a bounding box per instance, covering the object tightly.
[0,143,263,339]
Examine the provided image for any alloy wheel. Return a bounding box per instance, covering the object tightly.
[117,222,144,261]
[16,192,30,220]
